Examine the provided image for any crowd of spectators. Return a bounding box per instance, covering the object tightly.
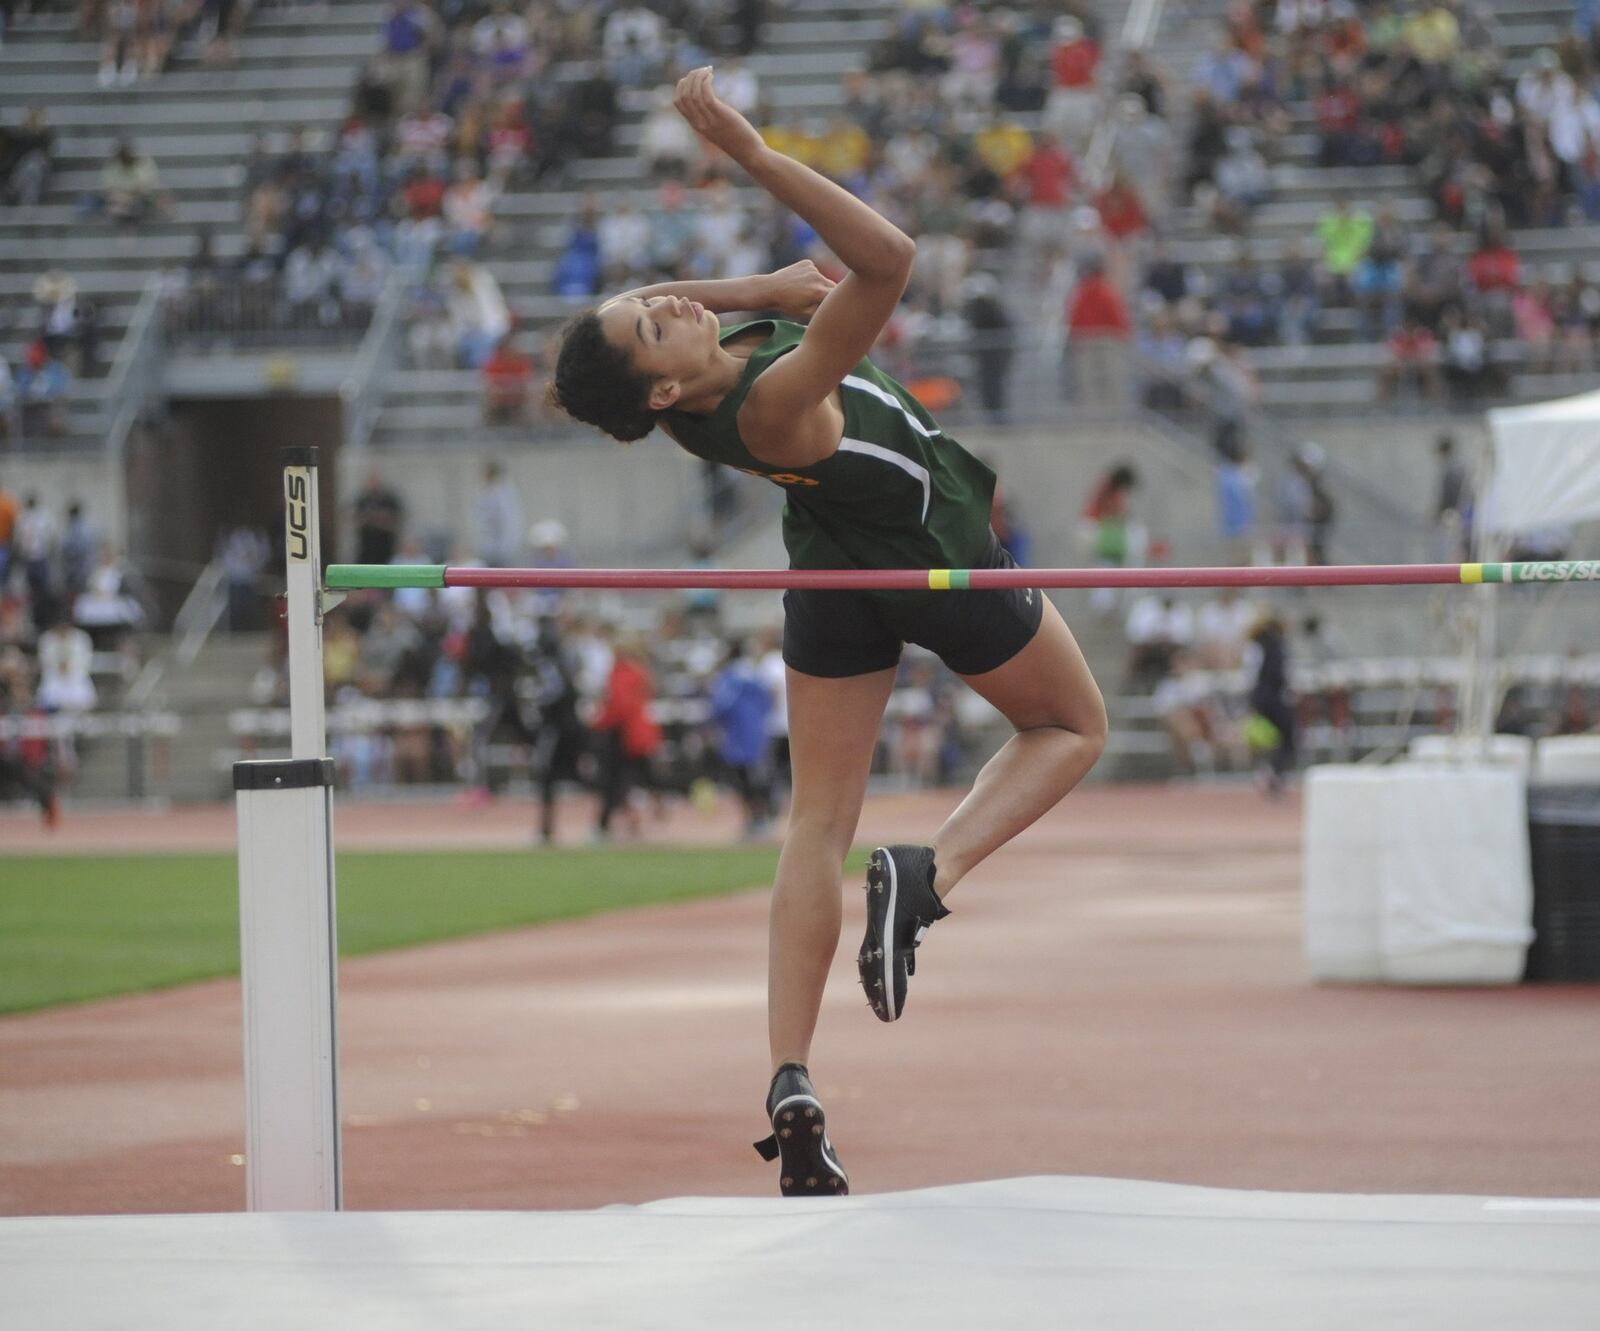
[547,0,1140,422]
[0,475,146,823]
[1147,1,1600,416]
[78,0,261,86]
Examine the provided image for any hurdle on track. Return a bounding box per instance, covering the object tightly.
[237,454,1594,1214]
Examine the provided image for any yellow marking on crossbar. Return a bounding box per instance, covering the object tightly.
[1460,564,1484,584]
[928,569,952,590]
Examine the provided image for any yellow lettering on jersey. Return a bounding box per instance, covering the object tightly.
[735,467,819,487]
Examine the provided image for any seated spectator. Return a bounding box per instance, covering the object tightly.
[284,235,346,328]
[97,0,142,87]
[552,201,602,301]
[196,0,251,70]
[1095,170,1149,245]
[1351,245,1405,344]
[442,159,497,257]
[375,0,437,114]
[36,614,96,714]
[15,341,69,440]
[1141,237,1190,307]
[565,65,619,160]
[1316,199,1373,301]
[1136,304,1190,409]
[0,107,54,206]
[32,270,96,375]
[1275,239,1321,346]
[1125,593,1194,691]
[1465,227,1516,310]
[1195,587,1255,670]
[482,332,534,425]
[99,138,166,226]
[339,227,388,323]
[1512,279,1557,372]
[1406,224,1466,327]
[1378,313,1443,404]
[484,93,531,187]
[602,2,666,89]
[596,193,653,288]
[473,0,530,83]
[1209,127,1270,233]
[1440,307,1503,401]
[1216,250,1272,347]
[444,259,510,368]
[393,105,455,180]
[1552,269,1598,371]
[1153,651,1242,776]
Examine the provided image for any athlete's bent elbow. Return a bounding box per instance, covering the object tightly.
[857,234,916,282]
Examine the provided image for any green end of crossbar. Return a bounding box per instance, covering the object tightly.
[325,564,446,590]
[1465,561,1600,585]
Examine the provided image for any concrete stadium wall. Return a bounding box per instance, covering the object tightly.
[334,437,705,566]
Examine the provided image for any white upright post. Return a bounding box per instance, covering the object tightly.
[232,447,342,1211]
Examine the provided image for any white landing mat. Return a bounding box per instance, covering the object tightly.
[4,1176,1598,1330]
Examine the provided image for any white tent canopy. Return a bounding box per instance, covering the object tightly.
[1481,390,1600,537]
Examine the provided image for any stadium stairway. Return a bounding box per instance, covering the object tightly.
[1146,0,1597,414]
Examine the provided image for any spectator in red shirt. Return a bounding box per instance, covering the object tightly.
[1066,254,1131,407]
[1018,130,1074,208]
[1045,15,1100,150]
[1378,315,1443,404]
[592,638,661,839]
[402,166,446,220]
[1468,228,1520,293]
[1015,130,1075,284]
[1067,255,1131,338]
[481,331,535,424]
[1096,171,1149,241]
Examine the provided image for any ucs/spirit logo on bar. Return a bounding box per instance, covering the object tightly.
[1511,560,1599,583]
[286,470,311,563]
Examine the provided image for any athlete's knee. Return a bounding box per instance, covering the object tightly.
[782,805,860,866]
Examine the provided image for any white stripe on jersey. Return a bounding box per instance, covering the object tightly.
[838,436,932,524]
[841,374,941,440]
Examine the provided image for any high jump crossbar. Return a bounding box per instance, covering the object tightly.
[325,561,1600,593]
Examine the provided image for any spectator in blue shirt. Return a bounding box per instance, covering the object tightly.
[708,639,775,839]
[377,0,436,113]
[1215,436,1259,566]
[16,341,68,440]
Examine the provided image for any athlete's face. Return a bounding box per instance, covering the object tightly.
[598,293,720,411]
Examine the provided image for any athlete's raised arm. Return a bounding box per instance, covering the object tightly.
[672,67,915,459]
[603,261,836,321]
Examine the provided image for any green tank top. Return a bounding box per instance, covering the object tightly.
[661,319,997,577]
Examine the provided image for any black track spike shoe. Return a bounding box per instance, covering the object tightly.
[858,845,949,1023]
[752,1062,848,1196]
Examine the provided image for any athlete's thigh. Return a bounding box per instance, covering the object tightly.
[956,598,1107,737]
[784,665,897,843]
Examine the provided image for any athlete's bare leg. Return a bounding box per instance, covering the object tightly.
[931,598,1107,898]
[768,664,896,1073]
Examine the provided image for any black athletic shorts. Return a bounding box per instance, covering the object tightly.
[782,530,1045,679]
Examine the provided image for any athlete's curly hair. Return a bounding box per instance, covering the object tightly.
[546,311,659,443]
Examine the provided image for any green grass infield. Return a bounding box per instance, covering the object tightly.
[0,845,866,1016]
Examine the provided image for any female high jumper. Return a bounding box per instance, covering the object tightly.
[549,68,1108,1196]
